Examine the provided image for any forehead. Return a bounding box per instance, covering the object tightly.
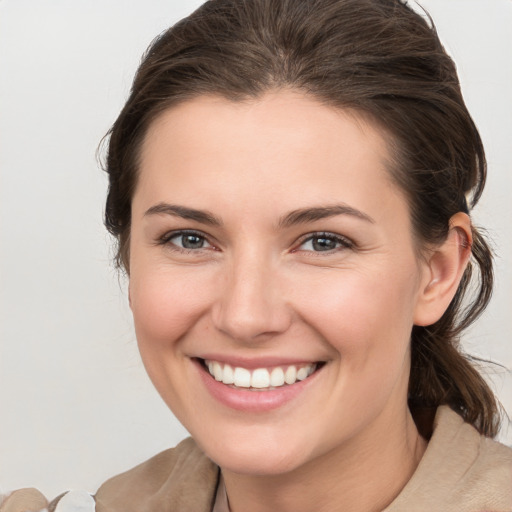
[135,90,403,221]
[141,90,393,165]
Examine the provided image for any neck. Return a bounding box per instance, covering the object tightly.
[222,407,427,512]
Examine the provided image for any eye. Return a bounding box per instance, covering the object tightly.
[160,230,213,251]
[296,232,353,253]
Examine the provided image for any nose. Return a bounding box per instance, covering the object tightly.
[211,250,292,343]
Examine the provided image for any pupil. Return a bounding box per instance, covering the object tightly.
[312,237,336,251]
[182,234,204,249]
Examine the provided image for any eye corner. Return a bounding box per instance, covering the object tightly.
[156,229,219,253]
[293,231,355,254]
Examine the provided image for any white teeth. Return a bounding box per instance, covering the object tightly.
[233,367,251,388]
[297,366,309,381]
[213,361,223,381]
[270,367,285,387]
[284,365,297,385]
[222,364,234,385]
[205,360,318,389]
[251,368,270,388]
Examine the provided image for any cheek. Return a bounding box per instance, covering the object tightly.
[128,266,218,419]
[129,265,214,353]
[291,263,419,362]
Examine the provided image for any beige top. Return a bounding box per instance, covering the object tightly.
[2,406,512,512]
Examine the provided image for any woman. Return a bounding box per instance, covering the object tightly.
[2,0,511,511]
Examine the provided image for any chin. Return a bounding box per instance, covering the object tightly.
[212,447,306,476]
[192,426,314,476]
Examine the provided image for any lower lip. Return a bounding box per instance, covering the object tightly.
[193,359,323,412]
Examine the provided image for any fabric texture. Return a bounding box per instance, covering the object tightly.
[95,406,512,511]
[3,406,511,512]
[0,488,48,512]
[94,437,219,512]
[383,406,512,511]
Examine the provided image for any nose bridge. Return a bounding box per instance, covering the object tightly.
[212,244,290,342]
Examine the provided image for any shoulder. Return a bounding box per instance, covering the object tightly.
[1,438,218,512]
[387,406,512,512]
[433,406,512,491]
[0,488,95,512]
[94,437,219,512]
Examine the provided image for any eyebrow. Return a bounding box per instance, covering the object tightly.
[278,204,375,228]
[144,202,374,228]
[144,203,223,227]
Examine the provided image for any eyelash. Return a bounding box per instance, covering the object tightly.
[293,232,354,254]
[157,229,354,255]
[157,230,215,254]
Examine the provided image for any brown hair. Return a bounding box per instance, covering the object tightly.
[102,0,500,436]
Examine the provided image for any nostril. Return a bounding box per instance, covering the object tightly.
[211,305,293,343]
[210,271,292,342]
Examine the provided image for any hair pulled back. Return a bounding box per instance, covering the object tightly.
[103,0,499,436]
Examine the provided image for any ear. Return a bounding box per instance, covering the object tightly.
[413,212,472,327]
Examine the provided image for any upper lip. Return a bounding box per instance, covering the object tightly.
[194,354,324,369]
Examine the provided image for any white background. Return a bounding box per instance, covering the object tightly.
[1,0,511,499]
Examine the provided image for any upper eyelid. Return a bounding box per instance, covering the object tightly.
[296,231,353,245]
[157,229,353,250]
[159,229,214,246]
[291,232,355,254]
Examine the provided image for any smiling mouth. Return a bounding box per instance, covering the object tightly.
[199,359,324,391]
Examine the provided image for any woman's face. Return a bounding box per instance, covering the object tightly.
[129,90,431,475]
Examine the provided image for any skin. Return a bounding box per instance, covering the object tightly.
[128,90,472,512]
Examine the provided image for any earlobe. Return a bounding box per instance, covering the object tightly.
[413,213,472,327]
